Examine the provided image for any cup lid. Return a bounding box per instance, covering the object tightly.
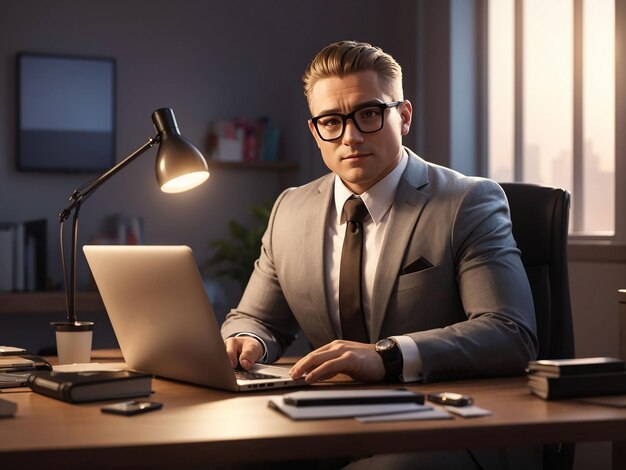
[51,321,95,332]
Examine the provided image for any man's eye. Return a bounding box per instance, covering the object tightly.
[358,108,381,120]
[319,117,342,128]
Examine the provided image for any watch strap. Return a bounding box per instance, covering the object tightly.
[376,338,403,382]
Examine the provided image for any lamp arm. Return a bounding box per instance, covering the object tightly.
[59,135,160,223]
[59,134,159,324]
[67,204,80,324]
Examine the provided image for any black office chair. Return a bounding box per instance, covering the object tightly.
[500,182,575,470]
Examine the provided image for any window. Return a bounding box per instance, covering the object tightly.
[487,0,615,236]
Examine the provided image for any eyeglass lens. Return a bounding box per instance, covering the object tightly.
[316,105,386,140]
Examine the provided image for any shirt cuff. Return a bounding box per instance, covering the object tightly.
[390,335,422,382]
[233,332,268,363]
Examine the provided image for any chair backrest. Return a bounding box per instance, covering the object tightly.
[500,183,575,360]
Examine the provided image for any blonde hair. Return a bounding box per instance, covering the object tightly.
[302,40,404,109]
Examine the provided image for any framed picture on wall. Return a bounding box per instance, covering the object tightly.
[16,52,116,173]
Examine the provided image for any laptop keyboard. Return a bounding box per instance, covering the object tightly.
[234,370,280,381]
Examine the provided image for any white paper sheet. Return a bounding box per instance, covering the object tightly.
[52,362,127,373]
[444,405,493,417]
[357,408,452,423]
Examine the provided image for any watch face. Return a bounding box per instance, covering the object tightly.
[376,338,395,352]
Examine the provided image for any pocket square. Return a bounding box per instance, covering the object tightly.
[401,256,433,275]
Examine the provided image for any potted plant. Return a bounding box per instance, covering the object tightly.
[204,202,271,289]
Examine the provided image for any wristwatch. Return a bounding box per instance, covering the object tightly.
[375,337,403,382]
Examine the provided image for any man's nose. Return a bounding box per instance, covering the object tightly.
[342,119,364,144]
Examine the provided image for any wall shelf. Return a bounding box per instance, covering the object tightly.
[0,291,104,315]
[207,160,298,171]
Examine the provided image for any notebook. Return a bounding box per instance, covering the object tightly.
[83,245,306,392]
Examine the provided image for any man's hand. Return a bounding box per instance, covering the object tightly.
[224,336,264,370]
[289,340,385,384]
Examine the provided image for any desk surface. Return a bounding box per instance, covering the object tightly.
[2,374,626,469]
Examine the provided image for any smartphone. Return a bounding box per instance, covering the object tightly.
[427,392,473,407]
[101,401,163,416]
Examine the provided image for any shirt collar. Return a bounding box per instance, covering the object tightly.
[334,149,408,225]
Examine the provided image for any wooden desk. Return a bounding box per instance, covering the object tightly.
[2,376,626,469]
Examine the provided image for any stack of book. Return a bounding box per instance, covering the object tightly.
[0,219,47,292]
[0,348,52,389]
[207,117,281,163]
[527,357,626,400]
[28,370,153,404]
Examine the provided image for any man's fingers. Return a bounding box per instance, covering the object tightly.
[224,337,263,370]
[238,338,263,370]
[291,341,385,383]
[290,340,354,378]
[303,355,350,383]
[290,348,338,378]
[224,338,241,369]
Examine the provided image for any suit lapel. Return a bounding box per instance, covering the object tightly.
[370,152,430,341]
[304,174,336,342]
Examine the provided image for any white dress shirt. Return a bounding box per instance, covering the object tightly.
[325,151,421,382]
[239,151,421,381]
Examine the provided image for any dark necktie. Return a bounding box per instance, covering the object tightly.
[339,197,370,343]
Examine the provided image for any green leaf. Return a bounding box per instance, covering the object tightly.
[204,201,273,288]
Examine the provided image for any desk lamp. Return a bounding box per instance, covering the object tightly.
[55,108,209,342]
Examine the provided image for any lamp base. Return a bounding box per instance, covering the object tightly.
[51,321,94,365]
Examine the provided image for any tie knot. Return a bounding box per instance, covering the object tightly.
[343,198,369,223]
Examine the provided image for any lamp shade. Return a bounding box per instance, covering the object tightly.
[152,108,209,193]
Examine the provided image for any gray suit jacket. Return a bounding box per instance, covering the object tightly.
[222,149,538,382]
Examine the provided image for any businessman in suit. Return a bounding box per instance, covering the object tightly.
[221,40,539,468]
[222,39,537,382]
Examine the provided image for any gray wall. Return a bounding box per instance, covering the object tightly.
[0,0,418,296]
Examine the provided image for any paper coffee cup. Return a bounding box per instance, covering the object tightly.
[51,321,94,365]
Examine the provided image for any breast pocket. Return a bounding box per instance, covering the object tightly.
[395,264,444,292]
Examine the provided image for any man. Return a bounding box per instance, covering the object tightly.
[222,39,536,381]
[221,40,539,468]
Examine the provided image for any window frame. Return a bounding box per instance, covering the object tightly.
[483,0,626,253]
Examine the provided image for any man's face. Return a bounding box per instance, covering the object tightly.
[307,71,412,195]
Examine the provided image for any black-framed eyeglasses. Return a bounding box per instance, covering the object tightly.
[310,101,403,142]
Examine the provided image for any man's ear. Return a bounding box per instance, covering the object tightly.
[399,100,413,136]
[308,119,322,149]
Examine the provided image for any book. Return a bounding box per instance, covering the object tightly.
[0,219,47,292]
[27,370,152,403]
[0,372,32,389]
[260,124,280,162]
[526,357,625,377]
[0,397,17,418]
[0,356,35,372]
[23,219,47,291]
[0,226,14,292]
[13,223,24,291]
[528,371,626,400]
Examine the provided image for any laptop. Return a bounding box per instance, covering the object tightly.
[83,245,306,392]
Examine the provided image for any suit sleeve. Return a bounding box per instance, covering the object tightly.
[220,188,300,361]
[408,179,538,382]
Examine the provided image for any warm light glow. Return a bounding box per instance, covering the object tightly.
[160,170,209,193]
[488,0,616,234]
[487,0,515,182]
[524,0,573,191]
[582,0,614,234]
